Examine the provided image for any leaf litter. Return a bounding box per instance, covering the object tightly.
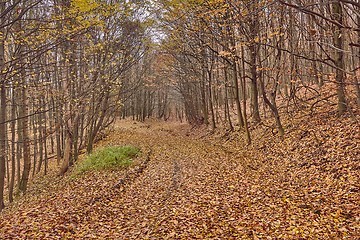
[0,112,359,239]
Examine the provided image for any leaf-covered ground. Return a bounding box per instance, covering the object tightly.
[0,112,359,239]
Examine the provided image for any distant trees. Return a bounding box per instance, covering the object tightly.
[119,51,177,122]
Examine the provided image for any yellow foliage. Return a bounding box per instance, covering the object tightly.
[71,0,99,13]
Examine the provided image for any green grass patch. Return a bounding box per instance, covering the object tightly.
[75,145,140,174]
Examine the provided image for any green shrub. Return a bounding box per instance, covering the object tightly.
[75,145,140,173]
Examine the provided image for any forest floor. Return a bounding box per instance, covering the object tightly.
[0,107,359,239]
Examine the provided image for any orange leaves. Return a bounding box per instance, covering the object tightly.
[1,116,359,238]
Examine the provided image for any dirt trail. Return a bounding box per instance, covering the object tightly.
[0,121,358,239]
[100,121,241,238]
[0,122,244,239]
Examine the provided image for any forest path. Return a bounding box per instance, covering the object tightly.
[0,121,253,239]
[96,121,246,239]
[1,120,358,239]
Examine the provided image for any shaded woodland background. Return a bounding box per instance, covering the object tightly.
[0,0,359,213]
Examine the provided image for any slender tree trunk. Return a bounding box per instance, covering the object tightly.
[201,68,209,125]
[232,60,245,127]
[332,0,347,114]
[19,79,31,193]
[32,113,38,176]
[248,5,261,123]
[241,46,251,145]
[55,109,62,165]
[87,89,110,153]
[207,69,216,130]
[36,115,43,173]
[16,109,22,189]
[356,8,360,107]
[224,65,233,131]
[249,43,261,123]
[0,5,6,209]
[9,86,16,203]
[0,84,4,211]
[59,130,71,176]
[227,22,244,128]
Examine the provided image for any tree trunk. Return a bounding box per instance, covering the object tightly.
[9,86,16,203]
[224,65,233,131]
[249,43,261,123]
[247,3,261,123]
[0,0,6,212]
[59,130,72,176]
[207,69,216,130]
[356,8,360,107]
[241,46,251,145]
[19,82,31,193]
[332,0,347,114]
[0,82,5,211]
[232,60,245,128]
[201,68,209,125]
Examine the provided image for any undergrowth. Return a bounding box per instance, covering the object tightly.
[74,145,140,174]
